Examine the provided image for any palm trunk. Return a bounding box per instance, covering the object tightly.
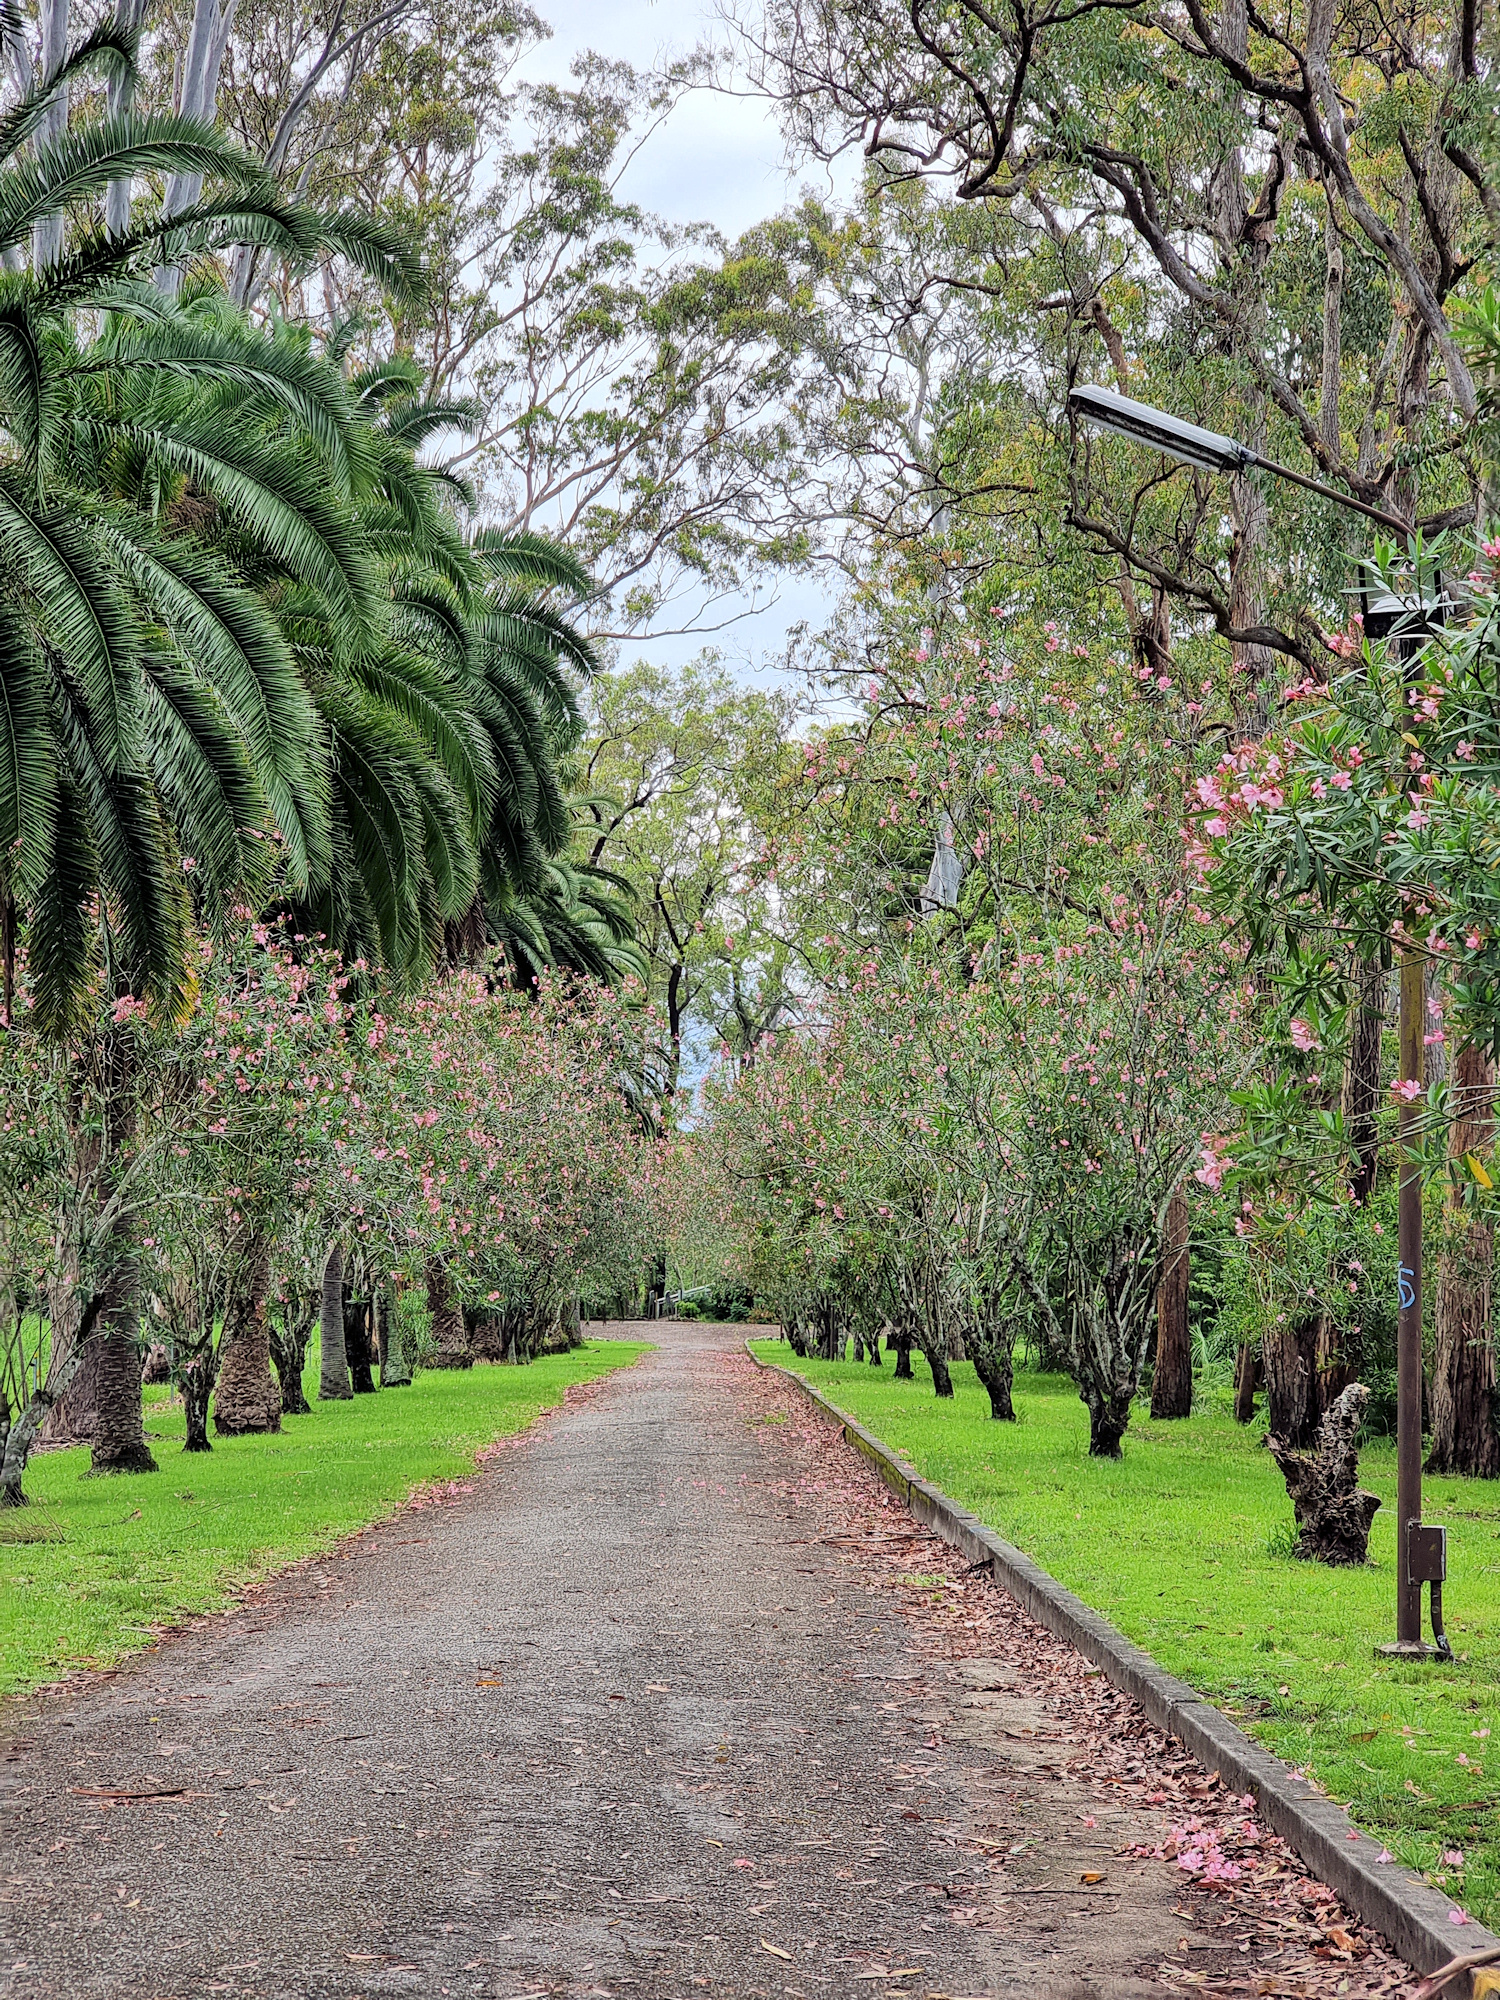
[1150,1189,1192,1419]
[318,1241,351,1400]
[424,1258,472,1368]
[1427,1043,1500,1476]
[89,1257,157,1475]
[213,1233,282,1434]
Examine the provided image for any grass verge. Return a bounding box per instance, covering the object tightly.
[751,1340,1498,1930]
[0,1340,646,1702]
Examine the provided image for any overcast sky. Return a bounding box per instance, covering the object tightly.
[515,1,848,679]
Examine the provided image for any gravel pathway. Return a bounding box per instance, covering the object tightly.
[0,1322,1414,1999]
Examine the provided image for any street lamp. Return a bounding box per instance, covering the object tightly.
[1067,383,1451,1662]
[1067,384,1413,535]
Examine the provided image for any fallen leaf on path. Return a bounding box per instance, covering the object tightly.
[70,1786,186,1802]
[1080,1871,1107,1884]
[760,1940,794,1960]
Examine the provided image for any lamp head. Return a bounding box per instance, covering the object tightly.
[1363,585,1451,643]
[1066,384,1255,477]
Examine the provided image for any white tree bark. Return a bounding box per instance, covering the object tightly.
[155,0,238,293]
[32,0,69,271]
[105,0,148,240]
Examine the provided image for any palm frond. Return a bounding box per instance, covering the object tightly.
[0,476,139,772]
[0,602,57,899]
[0,115,271,253]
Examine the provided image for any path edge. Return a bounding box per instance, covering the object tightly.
[747,1341,1494,1995]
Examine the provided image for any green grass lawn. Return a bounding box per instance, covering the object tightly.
[0,1340,645,1702]
[752,1340,1499,1928]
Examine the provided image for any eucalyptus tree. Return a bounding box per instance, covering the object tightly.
[577,657,798,1097]
[742,0,1493,679]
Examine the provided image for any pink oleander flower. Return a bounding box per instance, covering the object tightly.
[1289,1017,1318,1052]
[1391,1078,1422,1102]
[1457,740,1476,761]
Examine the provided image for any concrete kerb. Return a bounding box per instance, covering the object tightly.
[747,1342,1495,1996]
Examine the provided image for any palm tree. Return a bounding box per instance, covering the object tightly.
[0,24,420,1487]
[281,364,636,988]
[0,24,419,1034]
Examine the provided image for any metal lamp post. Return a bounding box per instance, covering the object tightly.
[1066,383,1452,1660]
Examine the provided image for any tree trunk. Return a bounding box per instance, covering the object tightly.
[1150,1188,1193,1419]
[425,1258,472,1368]
[1342,959,1387,1205]
[1086,1388,1132,1459]
[104,0,147,237]
[181,1351,216,1452]
[927,1349,954,1398]
[1428,1043,1500,1476]
[1262,1315,1320,1448]
[561,1294,583,1350]
[381,1282,412,1387]
[345,1297,377,1394]
[465,1308,509,1362]
[1233,1341,1258,1423]
[32,0,69,270]
[318,1241,351,1400]
[155,0,236,291]
[89,1262,157,1475]
[1269,1381,1381,1563]
[892,1329,914,1380]
[213,1233,282,1435]
[1316,1312,1357,1418]
[40,1335,104,1446]
[972,1344,1015,1420]
[269,1298,314,1416]
[0,1288,112,1503]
